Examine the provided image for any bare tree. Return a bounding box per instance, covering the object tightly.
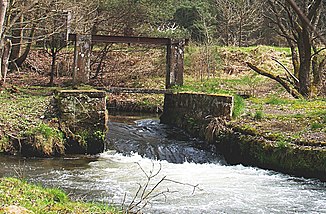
[248,0,325,98]
[0,0,63,85]
[214,0,265,46]
[43,12,69,86]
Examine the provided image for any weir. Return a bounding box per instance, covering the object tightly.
[1,114,324,214]
[55,90,234,155]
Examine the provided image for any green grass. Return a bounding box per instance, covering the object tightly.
[23,122,65,156]
[254,110,264,120]
[0,89,50,136]
[0,177,119,213]
[311,122,324,130]
[265,97,293,105]
[276,139,289,148]
[0,87,68,155]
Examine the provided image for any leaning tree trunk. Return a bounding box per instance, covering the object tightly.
[10,27,35,70]
[247,62,303,99]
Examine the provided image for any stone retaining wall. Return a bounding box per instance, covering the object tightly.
[160,92,233,137]
[55,90,108,154]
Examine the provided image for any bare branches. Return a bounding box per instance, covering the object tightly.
[214,0,265,46]
[124,162,201,213]
[285,0,326,46]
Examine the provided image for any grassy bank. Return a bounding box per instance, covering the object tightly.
[175,78,325,146]
[0,177,119,213]
[0,87,65,156]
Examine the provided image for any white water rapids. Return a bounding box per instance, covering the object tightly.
[0,115,325,213]
[85,152,326,214]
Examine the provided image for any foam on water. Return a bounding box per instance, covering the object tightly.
[82,151,326,214]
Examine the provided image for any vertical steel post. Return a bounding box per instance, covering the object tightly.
[166,39,172,89]
[72,34,91,85]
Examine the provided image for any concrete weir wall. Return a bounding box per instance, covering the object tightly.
[55,90,108,154]
[160,92,233,136]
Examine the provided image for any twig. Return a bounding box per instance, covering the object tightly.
[164,179,203,195]
[125,162,201,213]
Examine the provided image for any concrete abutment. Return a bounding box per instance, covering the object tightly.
[55,90,108,154]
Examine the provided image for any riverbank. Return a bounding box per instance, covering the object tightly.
[0,45,325,176]
[159,91,326,181]
[0,177,119,213]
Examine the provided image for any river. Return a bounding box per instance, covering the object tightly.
[0,114,325,213]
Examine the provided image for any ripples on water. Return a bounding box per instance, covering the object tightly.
[0,116,325,214]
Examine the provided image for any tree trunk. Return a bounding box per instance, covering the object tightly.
[0,0,8,82]
[49,49,56,87]
[9,26,35,70]
[312,56,325,86]
[1,39,11,86]
[0,0,7,37]
[288,40,300,78]
[298,27,312,97]
[238,8,243,47]
[10,15,23,62]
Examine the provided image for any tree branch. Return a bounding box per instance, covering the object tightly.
[247,62,303,99]
[271,57,299,84]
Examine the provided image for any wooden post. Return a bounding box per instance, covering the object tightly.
[72,34,91,85]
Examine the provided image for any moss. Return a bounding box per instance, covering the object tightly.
[93,130,106,142]
[266,132,285,141]
[234,124,259,136]
[216,132,326,180]
[23,122,65,156]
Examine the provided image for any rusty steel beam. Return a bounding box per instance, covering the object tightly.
[68,34,172,45]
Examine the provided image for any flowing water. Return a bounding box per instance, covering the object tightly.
[0,114,325,213]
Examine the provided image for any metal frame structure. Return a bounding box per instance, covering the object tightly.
[68,34,186,89]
